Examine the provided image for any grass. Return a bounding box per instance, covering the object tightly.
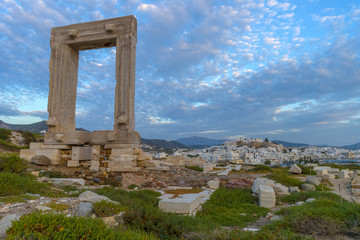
[0,153,29,175]
[7,212,158,240]
[0,193,39,203]
[93,200,128,217]
[267,168,303,187]
[196,188,269,227]
[39,170,66,178]
[45,202,70,212]
[246,165,273,173]
[94,187,268,239]
[164,188,203,195]
[279,191,342,204]
[128,184,138,189]
[0,172,65,198]
[185,166,204,172]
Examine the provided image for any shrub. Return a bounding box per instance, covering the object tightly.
[6,212,157,240]
[46,202,70,212]
[267,172,302,187]
[0,172,64,197]
[185,166,203,172]
[0,194,39,203]
[0,128,11,141]
[0,154,29,175]
[93,200,127,217]
[196,188,269,227]
[39,170,66,178]
[247,165,272,173]
[128,184,138,189]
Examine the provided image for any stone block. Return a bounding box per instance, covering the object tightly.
[207,180,220,189]
[52,178,85,186]
[137,160,160,167]
[273,183,289,196]
[290,164,301,174]
[316,169,328,176]
[109,166,140,172]
[20,148,60,165]
[259,185,276,208]
[159,194,202,215]
[72,146,92,161]
[136,154,152,161]
[306,176,320,186]
[252,178,275,194]
[44,131,92,145]
[29,142,42,150]
[67,160,80,167]
[339,169,350,178]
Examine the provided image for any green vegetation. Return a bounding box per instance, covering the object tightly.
[196,188,269,227]
[299,165,316,175]
[93,200,128,217]
[246,165,273,173]
[127,184,138,189]
[320,163,360,171]
[45,202,70,212]
[185,165,204,172]
[280,191,341,204]
[267,171,303,187]
[94,187,268,239]
[0,128,41,149]
[0,193,39,203]
[39,170,66,178]
[0,172,64,197]
[7,212,157,240]
[0,128,11,141]
[0,153,29,175]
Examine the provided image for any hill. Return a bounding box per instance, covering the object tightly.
[0,120,88,133]
[141,138,187,149]
[341,142,360,150]
[176,136,226,147]
[272,140,310,148]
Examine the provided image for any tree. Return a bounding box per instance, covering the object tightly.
[264,138,269,143]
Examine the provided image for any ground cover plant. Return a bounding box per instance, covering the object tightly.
[7,212,157,240]
[93,200,128,217]
[0,153,29,175]
[185,166,203,172]
[0,193,39,203]
[95,187,269,239]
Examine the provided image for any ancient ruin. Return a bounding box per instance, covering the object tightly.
[20,16,153,172]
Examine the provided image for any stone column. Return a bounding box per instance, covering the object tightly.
[47,43,79,132]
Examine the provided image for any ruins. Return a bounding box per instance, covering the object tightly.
[20,16,153,172]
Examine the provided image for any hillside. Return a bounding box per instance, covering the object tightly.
[272,140,311,148]
[342,142,360,150]
[0,120,88,133]
[141,138,187,149]
[176,136,226,147]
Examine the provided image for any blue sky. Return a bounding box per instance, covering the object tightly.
[0,0,360,146]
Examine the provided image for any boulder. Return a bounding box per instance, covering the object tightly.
[31,155,51,166]
[259,185,276,208]
[0,214,22,239]
[305,198,316,203]
[52,178,85,187]
[295,201,305,206]
[252,178,275,194]
[77,202,93,217]
[207,179,220,189]
[289,187,300,193]
[339,169,350,178]
[34,205,52,211]
[78,191,113,203]
[306,176,320,186]
[273,183,289,196]
[301,183,315,191]
[290,164,301,174]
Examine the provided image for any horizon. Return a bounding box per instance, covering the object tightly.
[1,1,360,146]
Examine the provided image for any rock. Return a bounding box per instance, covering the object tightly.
[270,215,283,221]
[31,171,40,177]
[31,155,51,166]
[0,206,10,213]
[290,164,301,174]
[77,202,93,217]
[305,198,316,203]
[316,169,328,176]
[252,178,275,194]
[259,185,276,208]
[306,176,320,186]
[339,169,350,178]
[35,205,52,211]
[207,180,220,189]
[52,178,85,187]
[93,177,100,183]
[0,214,21,238]
[289,187,300,193]
[273,183,289,196]
[295,201,305,206]
[226,178,253,189]
[301,183,315,191]
[78,191,112,203]
[242,227,259,232]
[102,216,119,227]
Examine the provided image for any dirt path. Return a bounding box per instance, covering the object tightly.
[330,178,353,202]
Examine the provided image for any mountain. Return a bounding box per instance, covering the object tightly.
[341,142,360,150]
[0,120,48,133]
[141,138,187,149]
[272,140,311,148]
[0,120,88,133]
[176,136,226,147]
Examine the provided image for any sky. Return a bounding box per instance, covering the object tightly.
[0,0,360,146]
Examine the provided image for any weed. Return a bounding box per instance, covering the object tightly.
[0,154,29,175]
[267,171,303,187]
[93,200,127,217]
[7,212,158,240]
[39,170,66,178]
[185,166,203,172]
[0,194,39,203]
[246,165,273,173]
[128,184,138,189]
[46,201,70,212]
